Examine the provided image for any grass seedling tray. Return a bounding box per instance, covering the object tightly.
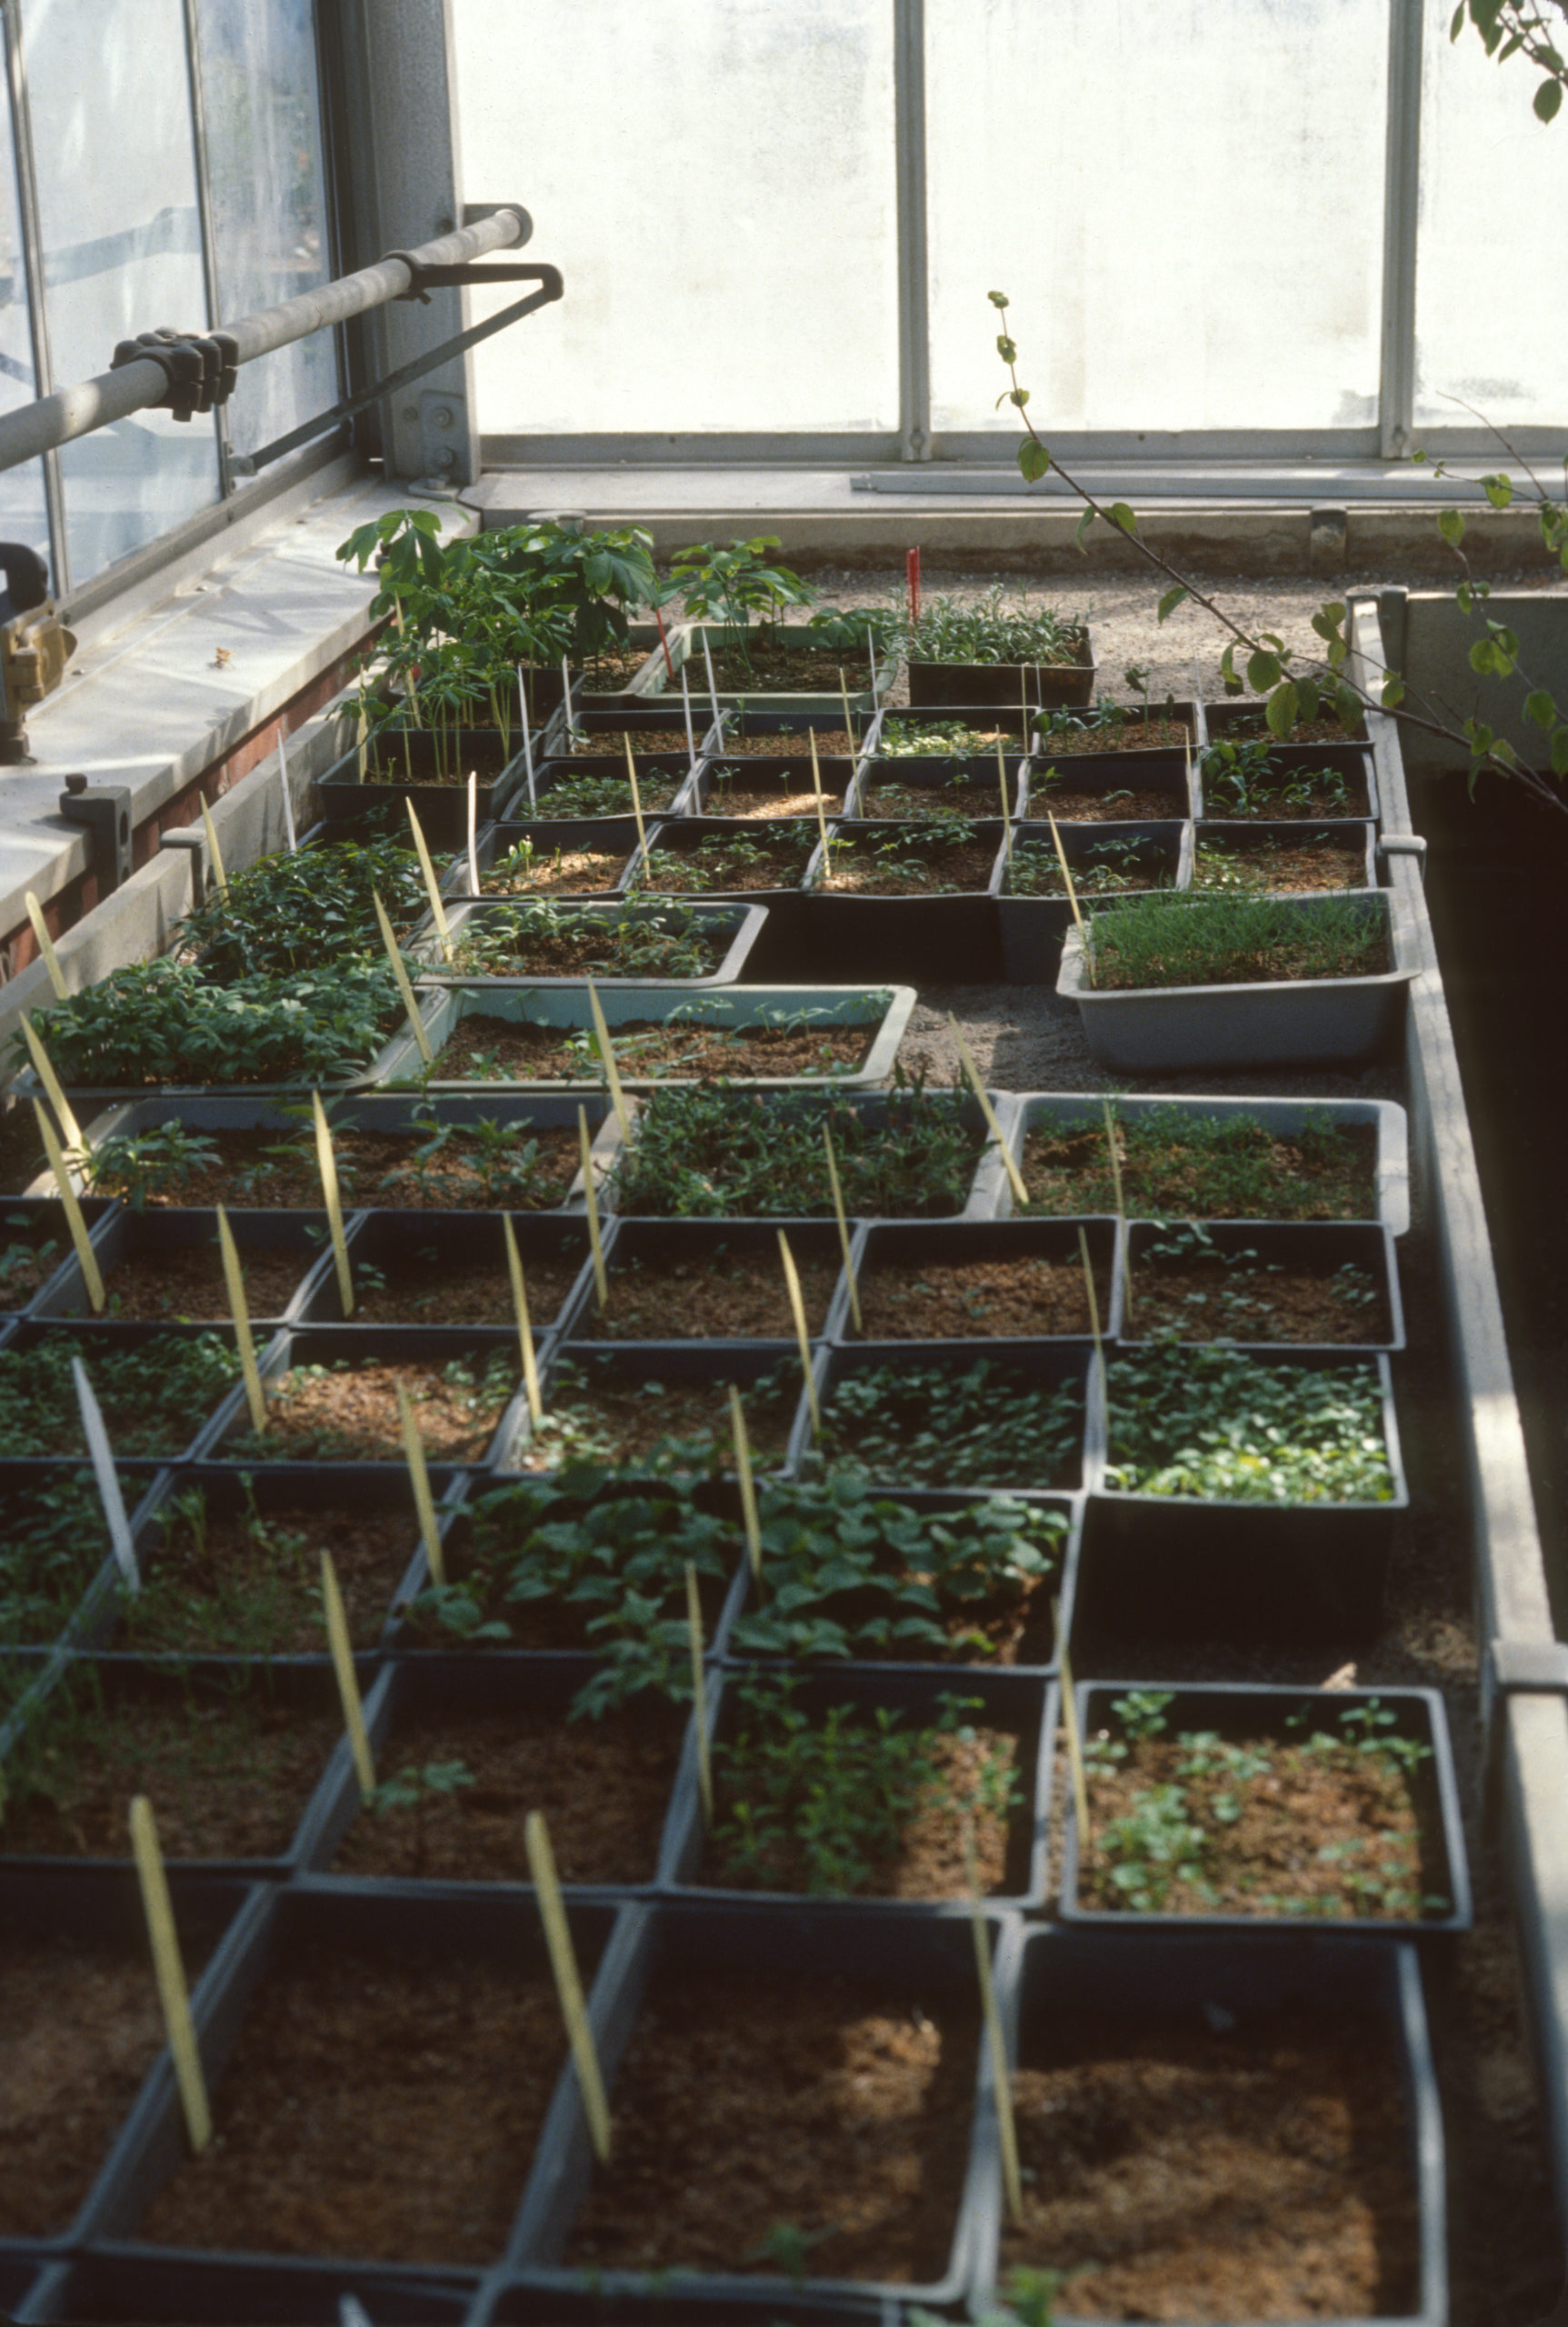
[367,983,915,1096]
[988,1091,1411,1234]
[830,1216,1121,1345]
[668,1663,1057,1912]
[1059,1679,1471,1935]
[1122,1216,1404,1353]
[421,898,767,988]
[557,1214,845,1349]
[992,817,1192,983]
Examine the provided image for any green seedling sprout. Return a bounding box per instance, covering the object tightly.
[130,1795,212,2152]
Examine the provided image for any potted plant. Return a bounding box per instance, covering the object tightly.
[901,586,1094,709]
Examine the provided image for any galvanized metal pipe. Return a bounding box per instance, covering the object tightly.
[0,205,528,476]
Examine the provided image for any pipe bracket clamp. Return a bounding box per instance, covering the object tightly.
[110,329,239,420]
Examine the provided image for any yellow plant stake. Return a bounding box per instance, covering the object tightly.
[578,1105,609,1307]
[310,1090,354,1318]
[1044,808,1091,984]
[837,669,856,762]
[405,799,454,964]
[372,891,433,1065]
[395,1379,445,1585]
[33,1100,104,1312]
[20,1012,85,1158]
[525,1811,613,2163]
[1103,1097,1130,1331]
[1054,1594,1092,1857]
[807,728,833,870]
[622,733,648,864]
[322,1550,375,1797]
[356,705,369,783]
[23,892,66,998]
[822,1125,862,1334]
[685,1561,714,1823]
[777,1229,821,1438]
[503,1214,543,1423]
[964,1813,1023,2226]
[1076,1224,1104,1374]
[995,736,1014,864]
[215,1206,266,1433]
[129,1796,212,2153]
[585,980,632,1141]
[947,1015,1029,1210]
[729,1384,764,1584]
[199,798,228,900]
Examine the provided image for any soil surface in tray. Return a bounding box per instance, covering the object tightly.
[139,1943,567,2264]
[1131,1257,1390,1344]
[1028,781,1185,820]
[859,776,1014,820]
[1002,2004,1418,2316]
[692,640,868,688]
[643,831,819,891]
[2,1683,336,1859]
[517,1367,800,1469]
[476,845,627,895]
[703,1725,1023,1899]
[89,1243,309,1323]
[824,837,999,894]
[1220,712,1366,745]
[1037,717,1192,754]
[565,1966,978,2280]
[582,1246,839,1339]
[720,726,856,757]
[1078,1730,1442,1921]
[1,1927,220,2235]
[856,1253,1106,1340]
[567,729,692,756]
[1194,838,1368,893]
[452,920,727,981]
[576,646,647,691]
[91,1126,581,1213]
[334,1701,684,1883]
[433,1015,870,1084]
[1021,1123,1378,1221]
[703,769,850,817]
[1219,779,1372,821]
[345,1244,584,1328]
[121,1498,414,1656]
[237,1356,515,1463]
[0,1223,65,1303]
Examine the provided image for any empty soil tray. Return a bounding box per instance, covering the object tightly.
[578,1245,839,1340]
[855,1253,1105,1341]
[234,1353,516,1463]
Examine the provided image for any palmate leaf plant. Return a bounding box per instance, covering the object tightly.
[729,1476,1068,1663]
[663,535,816,664]
[610,1074,985,1218]
[816,1358,1084,1493]
[176,836,432,979]
[404,1457,734,1718]
[1103,1346,1394,1504]
[12,957,404,1088]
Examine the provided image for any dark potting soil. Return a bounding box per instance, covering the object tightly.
[702,1725,1022,1899]
[333,1702,685,1883]
[1131,1257,1390,1344]
[95,1126,580,1213]
[2,1682,336,1859]
[719,726,857,757]
[0,1221,65,1303]
[1001,2005,1418,2318]
[1194,838,1369,893]
[855,1253,1106,1340]
[122,1499,415,1656]
[692,640,868,688]
[434,1015,869,1084]
[478,846,627,895]
[643,831,819,892]
[235,1356,515,1463]
[94,1244,309,1323]
[568,728,692,755]
[138,1943,566,2264]
[703,769,850,817]
[1037,717,1193,754]
[1222,779,1372,821]
[859,776,1013,820]
[1028,783,1184,821]
[1021,1123,1378,1221]
[824,838,999,894]
[1078,1731,1442,1921]
[516,1368,800,1470]
[1221,712,1367,745]
[1,1929,218,2235]
[564,1966,979,2281]
[582,1246,839,1340]
[576,646,648,690]
[348,1246,584,1328]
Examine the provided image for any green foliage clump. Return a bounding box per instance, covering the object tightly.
[1086,891,1388,990]
[1022,1104,1375,1222]
[178,837,431,978]
[0,1471,113,1643]
[451,899,720,981]
[901,586,1086,667]
[1197,739,1354,816]
[1104,1346,1393,1503]
[819,1358,1083,1492]
[0,1333,240,1460]
[1004,834,1159,898]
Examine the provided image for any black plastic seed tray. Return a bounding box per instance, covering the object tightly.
[848,754,1027,819]
[1192,816,1379,892]
[1024,753,1193,819]
[295,1207,592,1336]
[315,727,525,842]
[191,1324,520,1473]
[826,1216,1123,1346]
[1193,740,1380,824]
[801,819,1004,983]
[557,1213,844,1352]
[1121,1215,1404,1354]
[492,1337,804,1478]
[0,1320,255,1471]
[417,896,768,989]
[991,817,1191,984]
[32,1207,329,1330]
[1058,1678,1472,1935]
[439,816,643,899]
[794,1339,1094,1495]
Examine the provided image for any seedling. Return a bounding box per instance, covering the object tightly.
[365,1757,474,1874]
[1103,1345,1393,1503]
[1088,891,1387,992]
[899,586,1085,667]
[819,1358,1083,1493]
[1198,738,1354,818]
[25,889,67,998]
[129,1796,211,2152]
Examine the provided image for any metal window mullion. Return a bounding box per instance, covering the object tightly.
[180,0,231,497]
[5,0,66,596]
[1378,0,1423,459]
[894,0,930,463]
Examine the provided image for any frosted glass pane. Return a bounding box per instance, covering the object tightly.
[0,55,49,568]
[22,0,219,582]
[453,0,898,434]
[1414,26,1568,427]
[927,0,1388,434]
[195,0,337,459]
